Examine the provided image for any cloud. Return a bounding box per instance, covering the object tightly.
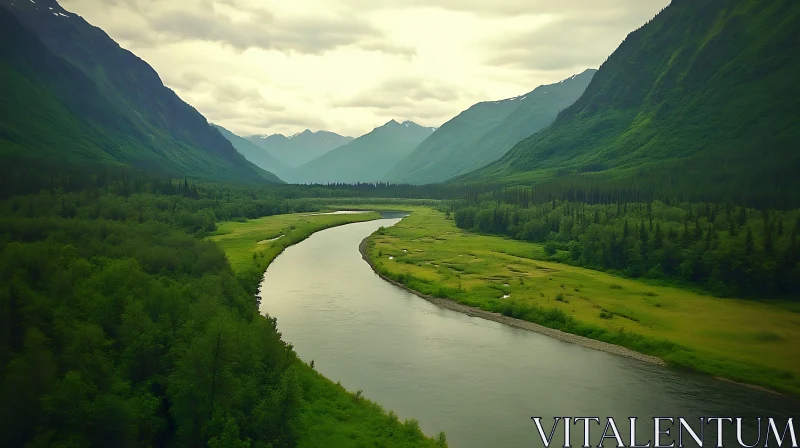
[147,9,385,54]
[60,0,670,138]
[336,77,469,109]
[348,0,665,17]
[482,6,665,71]
[167,71,210,91]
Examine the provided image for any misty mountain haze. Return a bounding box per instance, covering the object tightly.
[288,120,435,184]
[385,69,597,185]
[246,130,354,168]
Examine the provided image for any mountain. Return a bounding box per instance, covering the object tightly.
[288,120,435,184]
[383,92,527,185]
[461,0,800,200]
[247,130,353,168]
[386,70,596,185]
[213,124,290,180]
[0,0,280,183]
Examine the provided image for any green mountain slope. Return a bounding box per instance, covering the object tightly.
[288,120,435,184]
[386,70,595,185]
[248,130,354,168]
[0,0,279,183]
[462,0,800,200]
[213,124,289,181]
[383,94,525,185]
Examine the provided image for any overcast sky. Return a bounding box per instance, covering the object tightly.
[60,0,669,138]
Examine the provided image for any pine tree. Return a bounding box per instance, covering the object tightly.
[654,222,664,249]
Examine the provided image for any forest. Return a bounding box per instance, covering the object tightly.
[0,215,305,447]
[451,194,800,299]
[0,162,448,447]
[2,155,798,446]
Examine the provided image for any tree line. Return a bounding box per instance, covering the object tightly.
[452,200,800,298]
[0,216,303,447]
[0,160,446,447]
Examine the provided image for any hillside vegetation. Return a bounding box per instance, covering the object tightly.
[366,208,800,394]
[463,0,800,207]
[0,165,446,447]
[387,70,595,185]
[0,2,278,183]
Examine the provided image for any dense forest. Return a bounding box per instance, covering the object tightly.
[0,162,450,447]
[0,216,305,447]
[451,193,800,298]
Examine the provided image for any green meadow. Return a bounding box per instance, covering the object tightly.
[209,210,446,447]
[366,207,800,395]
[209,211,381,272]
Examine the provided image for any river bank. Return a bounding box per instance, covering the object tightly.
[261,214,799,448]
[210,211,445,447]
[363,207,800,396]
[359,237,666,366]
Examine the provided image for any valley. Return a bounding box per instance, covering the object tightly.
[363,207,800,395]
[1,0,799,446]
[251,209,799,447]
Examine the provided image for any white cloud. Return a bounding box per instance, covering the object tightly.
[60,0,669,138]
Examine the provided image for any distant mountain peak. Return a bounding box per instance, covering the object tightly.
[289,116,438,184]
[246,128,353,167]
[288,130,312,139]
[559,69,597,84]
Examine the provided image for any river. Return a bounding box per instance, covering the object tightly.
[258,214,799,447]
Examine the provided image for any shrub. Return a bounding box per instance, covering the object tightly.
[404,418,421,434]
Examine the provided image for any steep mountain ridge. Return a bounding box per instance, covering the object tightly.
[0,0,279,182]
[386,70,595,184]
[289,120,435,184]
[462,0,800,199]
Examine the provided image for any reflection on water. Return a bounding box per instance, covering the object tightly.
[305,210,374,215]
[259,218,799,448]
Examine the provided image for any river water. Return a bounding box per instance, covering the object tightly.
[258,215,799,447]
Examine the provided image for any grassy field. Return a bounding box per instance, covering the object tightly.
[209,210,446,448]
[209,211,381,273]
[366,207,800,395]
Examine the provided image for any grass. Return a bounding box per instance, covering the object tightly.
[209,211,381,273]
[365,207,800,395]
[209,210,444,447]
[296,364,443,448]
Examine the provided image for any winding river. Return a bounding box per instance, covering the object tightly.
[258,214,799,447]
